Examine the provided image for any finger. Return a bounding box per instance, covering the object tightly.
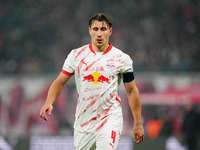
[137,135,144,144]
[137,140,141,144]
[48,107,52,115]
[42,115,48,121]
[136,138,141,144]
[137,139,142,144]
[40,112,47,120]
[133,134,137,142]
[40,112,48,121]
[40,108,48,121]
[135,134,140,143]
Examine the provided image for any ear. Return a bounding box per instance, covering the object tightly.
[89,27,91,35]
[109,28,112,35]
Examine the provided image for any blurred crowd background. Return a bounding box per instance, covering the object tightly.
[0,0,200,74]
[0,0,200,150]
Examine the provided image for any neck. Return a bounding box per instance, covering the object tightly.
[92,43,110,53]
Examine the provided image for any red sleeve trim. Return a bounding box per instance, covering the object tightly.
[61,69,74,76]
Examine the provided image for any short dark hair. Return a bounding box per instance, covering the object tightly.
[89,13,112,28]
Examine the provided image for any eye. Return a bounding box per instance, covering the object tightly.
[93,27,98,31]
[101,27,107,31]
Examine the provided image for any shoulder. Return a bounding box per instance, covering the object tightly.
[67,44,90,59]
[111,45,132,60]
[111,45,123,54]
[72,44,89,54]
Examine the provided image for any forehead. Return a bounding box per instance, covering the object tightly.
[90,20,109,28]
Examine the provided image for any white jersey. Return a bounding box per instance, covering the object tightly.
[62,43,133,133]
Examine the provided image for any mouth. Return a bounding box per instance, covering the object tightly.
[96,39,103,43]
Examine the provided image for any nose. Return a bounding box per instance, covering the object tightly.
[97,30,102,37]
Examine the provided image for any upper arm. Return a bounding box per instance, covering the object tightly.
[54,72,72,86]
[124,80,138,95]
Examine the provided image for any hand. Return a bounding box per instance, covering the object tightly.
[133,123,144,144]
[40,104,53,121]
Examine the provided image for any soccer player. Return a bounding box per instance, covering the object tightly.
[40,13,144,150]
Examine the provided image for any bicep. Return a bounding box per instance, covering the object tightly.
[54,72,72,86]
[124,80,138,95]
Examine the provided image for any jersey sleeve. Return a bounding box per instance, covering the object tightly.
[62,50,75,75]
[121,54,134,73]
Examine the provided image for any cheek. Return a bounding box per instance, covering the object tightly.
[90,33,95,39]
[105,33,110,39]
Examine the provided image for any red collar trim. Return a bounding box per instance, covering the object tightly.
[89,43,96,54]
[89,43,112,55]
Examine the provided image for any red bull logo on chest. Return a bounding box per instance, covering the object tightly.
[83,72,110,85]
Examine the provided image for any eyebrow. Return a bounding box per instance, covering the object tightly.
[92,26,108,31]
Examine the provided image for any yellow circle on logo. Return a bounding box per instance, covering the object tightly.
[91,72,101,85]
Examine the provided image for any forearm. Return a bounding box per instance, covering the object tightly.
[40,73,71,121]
[126,84,144,143]
[45,80,64,105]
[127,87,142,125]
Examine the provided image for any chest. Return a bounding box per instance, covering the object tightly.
[75,53,123,82]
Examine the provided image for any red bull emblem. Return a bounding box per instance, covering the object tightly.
[83,72,109,85]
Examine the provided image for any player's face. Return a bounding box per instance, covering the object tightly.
[89,20,112,51]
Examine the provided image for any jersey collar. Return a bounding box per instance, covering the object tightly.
[89,43,112,55]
